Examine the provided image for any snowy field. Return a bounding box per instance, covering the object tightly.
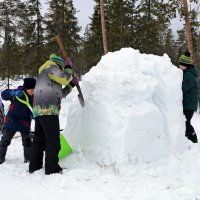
[0,48,200,200]
[0,113,200,200]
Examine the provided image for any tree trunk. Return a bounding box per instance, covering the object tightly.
[182,0,197,65]
[147,0,151,20]
[100,0,108,54]
[4,14,10,88]
[36,0,40,57]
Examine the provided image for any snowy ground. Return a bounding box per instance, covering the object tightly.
[0,112,200,200]
[0,93,200,200]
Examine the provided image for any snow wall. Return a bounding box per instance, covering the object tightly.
[64,48,188,167]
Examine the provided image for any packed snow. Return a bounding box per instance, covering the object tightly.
[0,48,200,200]
[66,48,187,166]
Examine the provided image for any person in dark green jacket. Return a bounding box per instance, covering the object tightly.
[179,51,198,143]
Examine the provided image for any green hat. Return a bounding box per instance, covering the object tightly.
[178,51,192,67]
[49,54,64,69]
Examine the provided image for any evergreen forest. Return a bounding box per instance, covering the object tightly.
[0,0,199,85]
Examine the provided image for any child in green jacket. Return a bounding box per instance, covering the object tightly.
[179,51,198,143]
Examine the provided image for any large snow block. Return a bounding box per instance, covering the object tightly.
[65,48,187,166]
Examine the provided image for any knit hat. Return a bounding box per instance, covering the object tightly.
[49,54,65,70]
[178,51,193,67]
[23,78,36,90]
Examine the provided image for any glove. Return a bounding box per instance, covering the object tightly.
[70,74,79,87]
[10,90,23,97]
[64,57,72,69]
[64,68,72,80]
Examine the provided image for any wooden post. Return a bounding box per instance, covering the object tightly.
[100,0,108,54]
[181,0,197,65]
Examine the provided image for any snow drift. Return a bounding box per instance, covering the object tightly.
[64,48,187,167]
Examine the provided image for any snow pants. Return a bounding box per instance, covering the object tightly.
[183,110,198,143]
[0,128,32,163]
[29,115,61,174]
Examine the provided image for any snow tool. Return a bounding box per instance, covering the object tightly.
[51,23,85,107]
[13,131,73,159]
[76,84,85,107]
[59,133,73,160]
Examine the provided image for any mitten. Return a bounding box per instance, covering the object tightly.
[10,90,23,97]
[70,74,79,87]
[64,68,72,80]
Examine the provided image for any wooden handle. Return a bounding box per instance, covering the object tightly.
[55,34,68,61]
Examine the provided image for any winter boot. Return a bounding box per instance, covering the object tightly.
[0,146,7,164]
[45,165,63,175]
[23,146,31,163]
[186,132,198,143]
[29,164,43,174]
[189,132,198,143]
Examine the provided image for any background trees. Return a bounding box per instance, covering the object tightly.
[19,0,45,75]
[45,0,81,73]
[0,0,199,81]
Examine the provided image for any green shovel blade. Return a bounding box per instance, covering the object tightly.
[59,133,73,160]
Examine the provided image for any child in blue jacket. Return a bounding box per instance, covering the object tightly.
[0,78,36,164]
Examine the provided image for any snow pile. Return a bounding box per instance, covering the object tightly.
[64,48,187,167]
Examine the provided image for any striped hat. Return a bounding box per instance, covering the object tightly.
[49,54,65,70]
[178,51,192,67]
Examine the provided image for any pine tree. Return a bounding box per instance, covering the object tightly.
[82,0,135,70]
[106,0,135,51]
[190,8,200,68]
[161,29,177,64]
[82,0,180,72]
[82,0,103,71]
[175,29,187,63]
[196,33,200,68]
[19,0,46,75]
[134,0,177,54]
[0,0,25,85]
[45,0,81,65]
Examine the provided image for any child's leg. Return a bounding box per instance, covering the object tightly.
[183,110,198,143]
[29,118,45,173]
[21,133,32,163]
[0,128,15,164]
[38,115,61,175]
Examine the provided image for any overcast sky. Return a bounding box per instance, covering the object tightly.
[73,0,95,35]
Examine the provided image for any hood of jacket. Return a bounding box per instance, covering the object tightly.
[39,60,62,74]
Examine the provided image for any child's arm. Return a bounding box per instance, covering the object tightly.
[1,89,23,101]
[62,74,79,98]
[47,65,73,86]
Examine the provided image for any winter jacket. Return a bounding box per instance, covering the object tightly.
[182,66,198,111]
[33,60,72,117]
[1,89,33,134]
[0,98,4,129]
